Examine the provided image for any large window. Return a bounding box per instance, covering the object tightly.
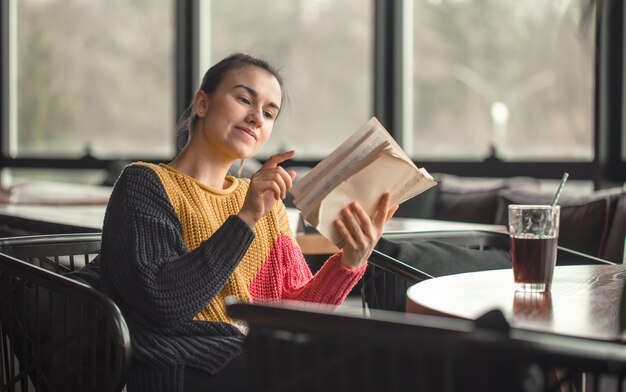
[200,0,374,159]
[11,0,175,159]
[1,0,623,185]
[407,0,595,162]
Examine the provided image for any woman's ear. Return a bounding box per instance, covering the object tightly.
[194,90,209,118]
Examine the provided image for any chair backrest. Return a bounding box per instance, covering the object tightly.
[0,233,130,392]
[227,300,626,392]
[601,192,626,263]
[0,233,102,273]
[365,230,613,312]
[363,230,510,312]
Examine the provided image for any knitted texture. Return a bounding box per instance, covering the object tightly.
[146,163,365,318]
[249,236,367,304]
[99,163,366,392]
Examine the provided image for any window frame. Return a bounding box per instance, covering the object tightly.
[372,0,624,189]
[0,0,623,188]
[0,0,198,171]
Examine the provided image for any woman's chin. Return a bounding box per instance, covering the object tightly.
[230,143,260,160]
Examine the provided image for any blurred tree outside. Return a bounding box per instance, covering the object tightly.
[16,0,175,159]
[14,0,594,163]
[412,0,595,161]
[18,5,74,155]
[208,0,374,158]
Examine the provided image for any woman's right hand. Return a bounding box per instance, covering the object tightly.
[238,150,297,228]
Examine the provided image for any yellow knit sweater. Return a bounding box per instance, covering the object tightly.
[136,162,291,322]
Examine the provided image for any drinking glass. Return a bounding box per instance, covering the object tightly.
[508,205,560,292]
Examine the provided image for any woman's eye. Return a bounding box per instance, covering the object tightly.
[263,111,274,120]
[238,96,251,105]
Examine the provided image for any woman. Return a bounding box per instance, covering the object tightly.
[99,53,397,392]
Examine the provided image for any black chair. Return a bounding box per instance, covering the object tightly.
[364,230,614,312]
[227,300,626,392]
[0,233,130,392]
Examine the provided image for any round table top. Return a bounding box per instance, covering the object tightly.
[406,265,626,341]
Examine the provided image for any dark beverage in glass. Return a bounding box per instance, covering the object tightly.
[508,205,560,293]
[510,235,558,292]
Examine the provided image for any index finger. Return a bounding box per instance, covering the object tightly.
[262,150,296,169]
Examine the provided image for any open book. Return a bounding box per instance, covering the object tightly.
[290,117,437,247]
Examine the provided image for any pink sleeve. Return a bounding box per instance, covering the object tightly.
[250,202,366,304]
[280,236,367,305]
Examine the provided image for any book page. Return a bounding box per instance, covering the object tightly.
[296,139,390,219]
[291,122,387,202]
[315,151,435,247]
[290,116,437,247]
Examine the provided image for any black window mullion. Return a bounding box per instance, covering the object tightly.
[175,0,199,154]
[373,0,402,135]
[595,0,624,187]
[1,0,10,166]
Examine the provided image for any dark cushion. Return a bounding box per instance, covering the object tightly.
[375,237,511,277]
[369,237,511,311]
[395,185,440,219]
[436,187,500,224]
[602,192,626,263]
[434,175,540,224]
[495,188,623,258]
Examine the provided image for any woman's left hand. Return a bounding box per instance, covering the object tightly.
[335,193,399,269]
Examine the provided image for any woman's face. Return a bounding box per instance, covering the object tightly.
[194,65,282,162]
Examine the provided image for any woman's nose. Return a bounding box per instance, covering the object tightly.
[246,108,264,127]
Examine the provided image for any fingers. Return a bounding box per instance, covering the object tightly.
[262,150,296,169]
[351,202,376,240]
[338,193,395,246]
[240,151,297,224]
[252,150,296,200]
[338,202,375,250]
[251,166,294,199]
[272,167,293,199]
[334,219,357,250]
[386,205,399,223]
[335,194,398,269]
[372,193,392,228]
[253,178,283,200]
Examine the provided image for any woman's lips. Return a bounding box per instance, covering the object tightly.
[236,126,257,140]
